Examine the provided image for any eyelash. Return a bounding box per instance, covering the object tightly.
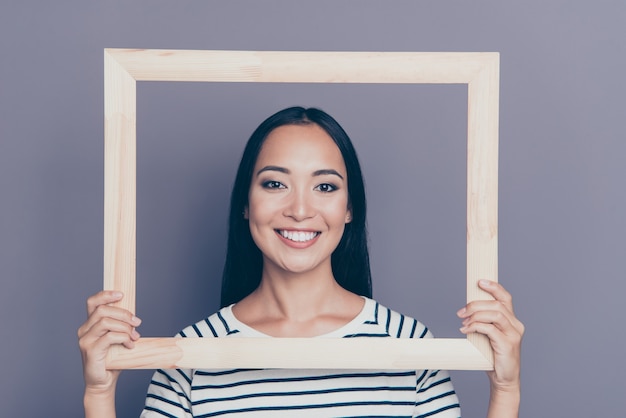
[314,183,338,193]
[261,181,338,193]
[262,180,285,189]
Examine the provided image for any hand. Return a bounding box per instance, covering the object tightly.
[77,291,141,395]
[457,280,524,413]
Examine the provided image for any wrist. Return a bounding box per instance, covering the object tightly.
[84,386,116,418]
[490,380,521,397]
[487,384,520,418]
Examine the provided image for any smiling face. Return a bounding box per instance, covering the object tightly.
[246,123,352,278]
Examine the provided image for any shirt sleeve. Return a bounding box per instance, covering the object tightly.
[413,368,461,417]
[140,368,194,418]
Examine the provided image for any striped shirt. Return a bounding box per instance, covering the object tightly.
[141,298,461,417]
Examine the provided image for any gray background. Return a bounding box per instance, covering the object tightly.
[1,1,624,416]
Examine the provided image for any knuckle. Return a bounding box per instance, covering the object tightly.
[497,300,509,311]
[78,338,89,351]
[501,291,512,303]
[125,311,135,323]
[93,304,111,319]
[107,332,130,345]
[86,296,97,312]
[99,316,114,329]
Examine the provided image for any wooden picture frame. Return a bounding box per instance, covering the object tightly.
[104,49,499,371]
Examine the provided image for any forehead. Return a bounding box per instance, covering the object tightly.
[255,124,346,170]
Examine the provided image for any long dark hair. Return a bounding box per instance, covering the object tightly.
[220,107,372,307]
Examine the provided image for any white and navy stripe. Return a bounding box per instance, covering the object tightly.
[141,298,461,417]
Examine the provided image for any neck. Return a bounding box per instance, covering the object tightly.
[231,259,365,337]
[256,262,340,321]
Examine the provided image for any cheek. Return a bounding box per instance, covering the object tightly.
[324,198,350,224]
[246,195,283,233]
[247,190,267,217]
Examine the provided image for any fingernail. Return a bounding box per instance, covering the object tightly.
[459,326,469,333]
[131,316,142,325]
[479,280,491,287]
[132,330,141,339]
[456,308,466,317]
[112,291,123,298]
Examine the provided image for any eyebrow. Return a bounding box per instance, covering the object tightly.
[313,169,344,180]
[256,166,344,180]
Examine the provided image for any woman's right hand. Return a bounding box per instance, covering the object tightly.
[77,291,141,395]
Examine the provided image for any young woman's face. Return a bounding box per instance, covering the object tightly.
[246,123,351,276]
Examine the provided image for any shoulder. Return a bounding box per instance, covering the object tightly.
[177,304,244,338]
[347,298,433,339]
[177,298,434,340]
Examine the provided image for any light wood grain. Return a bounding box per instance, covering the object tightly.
[466,54,499,361]
[103,50,136,314]
[103,49,499,371]
[105,49,498,84]
[107,338,493,371]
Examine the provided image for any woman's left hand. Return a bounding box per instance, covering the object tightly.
[457,280,524,396]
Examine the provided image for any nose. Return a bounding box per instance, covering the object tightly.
[284,189,315,221]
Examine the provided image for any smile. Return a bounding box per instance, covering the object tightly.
[276,230,320,242]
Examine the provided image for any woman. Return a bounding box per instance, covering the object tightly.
[79,107,524,417]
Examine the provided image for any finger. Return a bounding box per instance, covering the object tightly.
[457,281,513,317]
[459,322,522,372]
[462,321,522,388]
[459,320,504,339]
[83,330,139,361]
[459,300,524,336]
[79,330,139,360]
[461,310,515,336]
[86,291,124,315]
[460,319,523,356]
[78,304,141,339]
[79,315,141,346]
[477,280,514,311]
[459,320,519,352]
[97,330,138,350]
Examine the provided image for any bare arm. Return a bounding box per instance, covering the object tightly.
[458,280,524,418]
[77,291,142,418]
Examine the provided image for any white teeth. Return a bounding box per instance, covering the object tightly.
[279,230,318,242]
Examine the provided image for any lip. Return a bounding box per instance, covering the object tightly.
[275,229,321,249]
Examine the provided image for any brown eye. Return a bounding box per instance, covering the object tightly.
[262,180,285,189]
[315,183,337,193]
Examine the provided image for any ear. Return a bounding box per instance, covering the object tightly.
[345,210,352,224]
[243,206,249,219]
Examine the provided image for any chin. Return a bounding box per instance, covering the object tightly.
[273,258,327,276]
